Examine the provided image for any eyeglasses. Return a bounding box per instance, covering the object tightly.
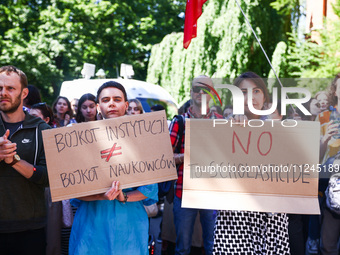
[192,86,211,94]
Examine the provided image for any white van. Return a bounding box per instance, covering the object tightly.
[59,78,178,115]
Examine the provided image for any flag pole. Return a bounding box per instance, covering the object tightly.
[234,0,296,113]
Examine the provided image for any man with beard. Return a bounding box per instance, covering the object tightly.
[0,65,50,255]
[169,75,222,255]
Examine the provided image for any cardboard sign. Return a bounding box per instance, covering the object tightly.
[43,111,177,202]
[182,119,320,214]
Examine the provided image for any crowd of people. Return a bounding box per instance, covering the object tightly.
[0,65,340,255]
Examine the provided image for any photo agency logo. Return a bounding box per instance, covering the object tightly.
[188,78,327,183]
[197,78,312,128]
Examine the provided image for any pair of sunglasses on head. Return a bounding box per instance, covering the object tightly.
[192,86,211,94]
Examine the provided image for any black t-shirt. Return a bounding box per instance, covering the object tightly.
[3,120,24,139]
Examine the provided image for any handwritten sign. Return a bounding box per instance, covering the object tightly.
[182,119,320,214]
[42,111,177,202]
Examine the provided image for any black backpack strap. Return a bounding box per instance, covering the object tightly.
[174,115,185,153]
[164,115,185,204]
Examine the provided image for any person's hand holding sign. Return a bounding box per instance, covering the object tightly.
[64,113,71,126]
[323,120,339,142]
[103,181,122,201]
[320,120,340,160]
[231,114,248,126]
[79,180,123,201]
[0,129,17,162]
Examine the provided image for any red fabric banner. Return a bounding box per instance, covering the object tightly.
[183,0,208,49]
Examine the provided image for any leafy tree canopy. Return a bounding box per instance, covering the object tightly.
[0,0,186,103]
[269,0,340,95]
[147,0,340,106]
[147,0,285,105]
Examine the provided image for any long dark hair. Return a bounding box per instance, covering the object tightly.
[52,96,73,118]
[233,71,270,106]
[31,102,54,126]
[76,93,97,123]
[24,85,42,108]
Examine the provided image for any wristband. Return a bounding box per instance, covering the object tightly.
[122,192,128,203]
[178,154,183,163]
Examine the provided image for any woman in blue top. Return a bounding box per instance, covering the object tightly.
[69,81,158,255]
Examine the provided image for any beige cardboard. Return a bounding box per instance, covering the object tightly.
[43,111,177,202]
[182,119,320,214]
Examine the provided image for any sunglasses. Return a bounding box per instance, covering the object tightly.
[32,102,48,109]
[192,86,211,94]
[128,107,140,111]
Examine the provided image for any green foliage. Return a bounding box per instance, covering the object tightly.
[148,0,340,106]
[147,0,285,106]
[268,41,288,79]
[270,0,299,15]
[270,0,301,31]
[333,0,340,17]
[266,0,340,97]
[0,0,186,104]
[267,41,288,91]
[284,8,340,89]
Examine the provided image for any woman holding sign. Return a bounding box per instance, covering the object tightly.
[213,72,290,254]
[68,81,158,255]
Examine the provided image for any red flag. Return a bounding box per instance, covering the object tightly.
[183,0,208,49]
